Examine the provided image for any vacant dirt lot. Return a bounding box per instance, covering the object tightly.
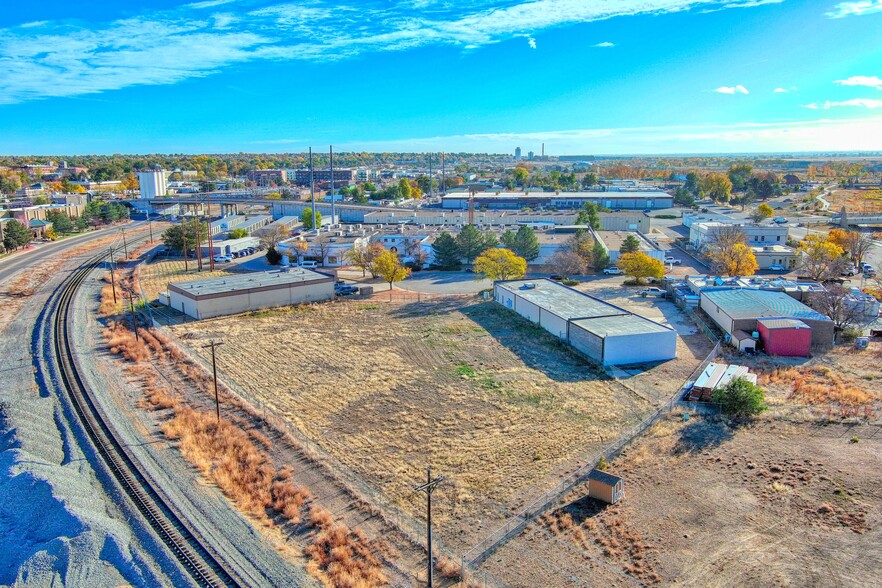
[170,297,669,548]
[826,188,882,215]
[483,415,881,587]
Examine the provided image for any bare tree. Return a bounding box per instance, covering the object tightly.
[846,231,874,268]
[257,224,290,249]
[549,250,587,279]
[812,284,863,340]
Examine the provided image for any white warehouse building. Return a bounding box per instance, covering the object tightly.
[136,171,168,199]
[494,279,677,366]
[167,269,334,320]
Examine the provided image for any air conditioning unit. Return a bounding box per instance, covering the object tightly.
[334,231,343,236]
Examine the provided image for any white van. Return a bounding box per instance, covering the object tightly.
[298,260,318,269]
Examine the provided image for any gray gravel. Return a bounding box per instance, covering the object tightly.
[0,252,181,588]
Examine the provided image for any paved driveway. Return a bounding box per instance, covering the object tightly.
[397,270,493,294]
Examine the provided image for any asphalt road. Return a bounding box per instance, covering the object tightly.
[0,224,138,284]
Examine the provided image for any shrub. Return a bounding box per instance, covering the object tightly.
[711,377,768,418]
[839,327,860,344]
[265,246,282,265]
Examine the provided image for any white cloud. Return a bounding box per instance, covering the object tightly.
[19,21,49,28]
[834,75,882,90]
[826,1,882,18]
[343,117,882,154]
[0,0,789,104]
[527,36,537,49]
[715,85,749,94]
[804,98,882,109]
[774,86,798,93]
[593,41,615,47]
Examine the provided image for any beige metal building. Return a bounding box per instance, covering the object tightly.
[167,269,334,319]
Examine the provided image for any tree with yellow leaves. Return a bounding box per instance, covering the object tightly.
[121,173,139,192]
[713,243,759,277]
[619,252,665,284]
[749,203,774,223]
[797,234,845,280]
[474,248,527,282]
[372,249,411,289]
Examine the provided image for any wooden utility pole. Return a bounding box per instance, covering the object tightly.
[195,206,203,272]
[414,467,444,588]
[206,192,215,272]
[203,340,225,422]
[127,291,139,341]
[181,214,189,272]
[108,247,118,303]
[121,227,129,259]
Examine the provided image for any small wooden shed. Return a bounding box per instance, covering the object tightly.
[587,469,624,504]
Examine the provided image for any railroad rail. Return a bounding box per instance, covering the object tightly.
[51,250,244,588]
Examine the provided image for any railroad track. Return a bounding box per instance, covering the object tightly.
[51,250,244,588]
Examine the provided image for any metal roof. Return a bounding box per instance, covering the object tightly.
[170,269,329,297]
[758,318,811,330]
[571,313,674,338]
[587,469,622,486]
[702,288,830,322]
[497,279,626,320]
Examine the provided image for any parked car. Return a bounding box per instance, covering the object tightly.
[842,267,857,277]
[602,267,623,275]
[298,260,318,269]
[664,256,682,265]
[860,262,873,272]
[335,284,358,295]
[768,264,787,272]
[638,287,666,298]
[864,269,877,278]
[549,274,563,281]
[773,217,788,224]
[213,255,232,263]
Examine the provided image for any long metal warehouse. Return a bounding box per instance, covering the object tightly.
[494,279,677,366]
[167,269,334,319]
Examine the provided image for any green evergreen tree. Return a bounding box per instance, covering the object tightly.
[510,225,540,261]
[591,240,610,269]
[455,224,489,264]
[575,202,601,229]
[431,232,461,269]
[620,234,641,253]
[2,219,32,250]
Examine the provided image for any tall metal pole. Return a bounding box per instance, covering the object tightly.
[109,247,117,303]
[203,340,225,423]
[414,467,444,588]
[329,144,335,227]
[207,192,215,272]
[429,152,433,200]
[196,206,203,272]
[181,214,189,272]
[309,147,316,232]
[441,152,445,196]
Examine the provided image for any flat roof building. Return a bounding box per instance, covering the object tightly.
[494,279,677,366]
[167,269,334,319]
[441,190,673,211]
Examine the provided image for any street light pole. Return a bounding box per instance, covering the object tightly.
[414,467,445,588]
[203,340,225,423]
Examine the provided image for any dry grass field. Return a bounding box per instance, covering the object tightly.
[510,415,882,587]
[138,259,237,301]
[825,188,882,215]
[170,298,656,538]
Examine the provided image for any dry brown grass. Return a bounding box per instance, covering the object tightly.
[305,506,388,588]
[103,321,151,362]
[758,365,879,419]
[138,259,237,301]
[170,298,652,524]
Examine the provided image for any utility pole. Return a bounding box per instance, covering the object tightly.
[127,291,139,341]
[181,214,189,272]
[428,152,433,200]
[195,204,203,272]
[441,152,445,196]
[148,216,154,243]
[414,467,444,588]
[206,192,215,272]
[309,147,316,233]
[121,227,129,259]
[108,247,118,303]
[203,340,225,422]
[330,144,335,227]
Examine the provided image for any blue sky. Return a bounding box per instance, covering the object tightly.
[1,0,881,155]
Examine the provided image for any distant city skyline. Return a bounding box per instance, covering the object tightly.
[1,1,882,155]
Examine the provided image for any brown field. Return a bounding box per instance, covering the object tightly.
[138,259,237,301]
[170,297,664,543]
[503,415,882,587]
[825,188,882,215]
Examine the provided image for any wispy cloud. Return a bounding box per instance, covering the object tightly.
[804,98,882,109]
[0,0,787,105]
[19,21,49,29]
[773,86,798,93]
[593,41,615,47]
[715,85,750,94]
[527,36,537,49]
[826,1,882,18]
[345,117,882,154]
[834,75,882,89]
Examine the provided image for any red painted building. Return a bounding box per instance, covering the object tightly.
[757,318,812,357]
